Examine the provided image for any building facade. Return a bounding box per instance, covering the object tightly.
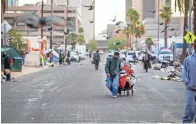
[4,5,82,46]
[6,0,18,6]
[125,0,171,22]
[81,0,95,42]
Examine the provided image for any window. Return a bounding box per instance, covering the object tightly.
[159,51,172,54]
[17,23,25,26]
[53,10,64,13]
[68,10,76,13]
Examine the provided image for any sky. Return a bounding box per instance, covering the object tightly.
[18,0,125,35]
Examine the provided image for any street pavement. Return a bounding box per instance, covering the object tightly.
[1,55,186,123]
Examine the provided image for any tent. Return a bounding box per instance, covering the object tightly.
[44,49,59,62]
[24,51,41,67]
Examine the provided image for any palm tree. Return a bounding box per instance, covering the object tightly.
[135,22,145,50]
[126,8,140,48]
[174,0,189,63]
[145,37,154,51]
[160,6,173,48]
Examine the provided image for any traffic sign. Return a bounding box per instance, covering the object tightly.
[184,31,196,44]
[1,20,12,33]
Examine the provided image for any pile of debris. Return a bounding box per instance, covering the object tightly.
[152,62,183,82]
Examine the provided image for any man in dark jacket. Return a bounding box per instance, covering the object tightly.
[2,53,11,82]
[105,51,121,98]
[93,50,100,70]
[66,51,71,65]
[142,51,151,72]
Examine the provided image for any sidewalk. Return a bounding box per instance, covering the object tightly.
[12,66,48,77]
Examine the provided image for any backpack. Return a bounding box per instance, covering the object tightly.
[143,54,149,61]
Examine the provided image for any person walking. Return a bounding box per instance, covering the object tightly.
[2,53,11,82]
[49,50,53,63]
[133,52,137,65]
[66,51,71,65]
[105,51,121,98]
[93,50,100,70]
[59,50,63,65]
[142,51,151,72]
[182,44,196,123]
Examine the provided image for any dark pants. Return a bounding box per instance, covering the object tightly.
[4,71,11,81]
[59,58,63,65]
[94,59,99,70]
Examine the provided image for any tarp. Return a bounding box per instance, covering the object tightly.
[24,51,41,67]
[44,49,59,62]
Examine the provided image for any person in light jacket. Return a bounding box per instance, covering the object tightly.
[182,44,196,123]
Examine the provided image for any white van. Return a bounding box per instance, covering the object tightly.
[158,49,174,62]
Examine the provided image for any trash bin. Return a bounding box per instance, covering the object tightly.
[1,46,23,72]
[12,57,23,72]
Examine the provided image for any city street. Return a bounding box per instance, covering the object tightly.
[2,56,185,123]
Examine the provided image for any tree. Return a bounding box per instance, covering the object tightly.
[126,8,140,48]
[108,38,127,50]
[8,29,26,51]
[78,27,84,34]
[134,22,145,49]
[145,37,154,51]
[78,27,85,45]
[77,34,85,45]
[174,0,189,63]
[160,6,173,48]
[86,40,98,51]
[70,33,78,50]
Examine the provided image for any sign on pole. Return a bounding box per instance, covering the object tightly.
[1,20,12,33]
[184,31,196,44]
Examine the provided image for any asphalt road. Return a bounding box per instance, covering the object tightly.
[1,56,186,123]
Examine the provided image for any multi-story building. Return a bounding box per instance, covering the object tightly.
[125,0,185,49]
[125,0,171,21]
[107,24,116,39]
[6,0,18,7]
[4,5,82,46]
[81,0,95,42]
[47,0,95,42]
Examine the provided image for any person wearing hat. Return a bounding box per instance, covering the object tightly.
[2,53,11,82]
[182,44,196,123]
[105,51,121,98]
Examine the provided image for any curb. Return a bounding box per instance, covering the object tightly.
[12,67,49,78]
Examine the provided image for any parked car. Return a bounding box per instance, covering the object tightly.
[86,51,90,56]
[99,50,104,54]
[106,52,114,61]
[70,51,80,62]
[120,50,127,61]
[158,49,173,62]
[78,52,86,60]
[126,51,135,63]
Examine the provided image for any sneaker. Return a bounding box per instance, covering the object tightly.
[112,95,117,98]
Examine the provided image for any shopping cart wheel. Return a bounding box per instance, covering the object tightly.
[131,89,134,95]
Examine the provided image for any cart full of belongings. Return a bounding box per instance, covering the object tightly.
[118,64,136,96]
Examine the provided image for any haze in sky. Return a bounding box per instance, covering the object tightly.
[18,0,125,35]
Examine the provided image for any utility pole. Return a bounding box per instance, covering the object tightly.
[65,0,69,54]
[188,0,192,54]
[93,1,95,40]
[41,0,44,39]
[157,0,160,51]
[50,0,53,49]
